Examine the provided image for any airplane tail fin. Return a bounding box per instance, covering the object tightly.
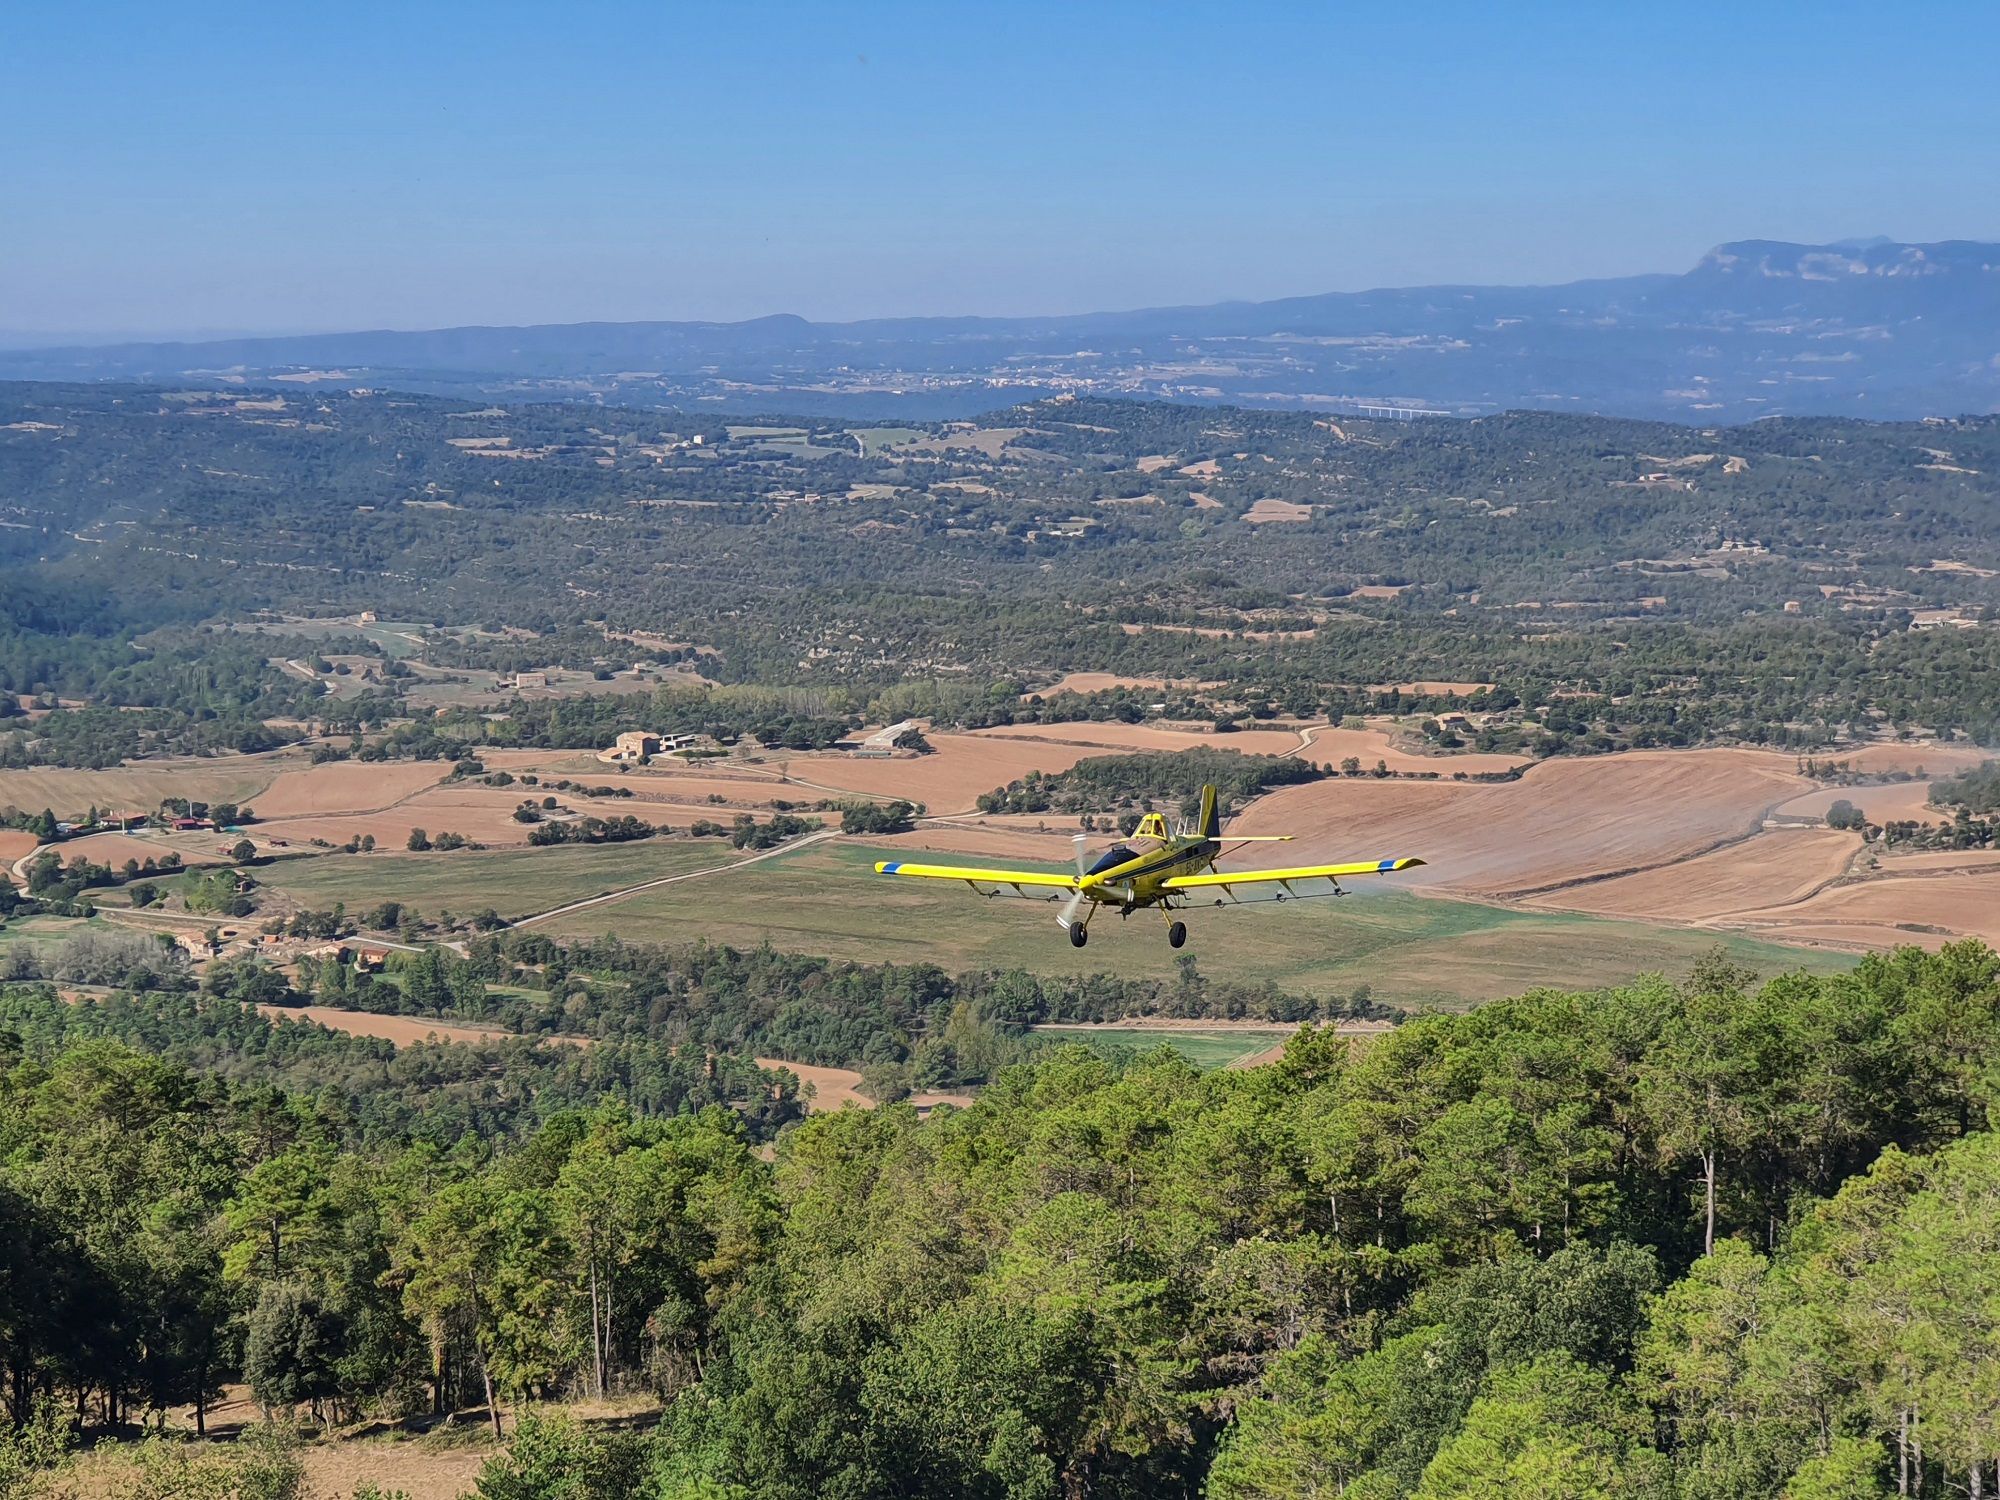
[1199,783,1220,839]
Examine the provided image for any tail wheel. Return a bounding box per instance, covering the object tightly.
[1168,921,1187,949]
[1069,924,1089,948]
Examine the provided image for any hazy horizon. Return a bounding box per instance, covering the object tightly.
[7,1,2000,338]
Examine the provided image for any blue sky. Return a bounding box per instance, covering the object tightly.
[6,1,1998,337]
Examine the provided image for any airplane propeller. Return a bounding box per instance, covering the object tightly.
[1060,834,1091,932]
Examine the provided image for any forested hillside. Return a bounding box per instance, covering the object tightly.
[4,383,1996,764]
[2,940,1997,1497]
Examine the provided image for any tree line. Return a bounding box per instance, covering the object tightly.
[1,941,1997,1496]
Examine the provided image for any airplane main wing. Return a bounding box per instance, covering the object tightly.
[873,860,1079,902]
[1162,857,1425,906]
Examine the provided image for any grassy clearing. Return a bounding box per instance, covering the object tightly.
[848,425,924,456]
[259,840,734,920]
[541,841,1855,1009]
[0,913,96,952]
[228,618,431,658]
[1037,1026,1293,1070]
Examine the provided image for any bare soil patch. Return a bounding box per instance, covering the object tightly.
[1245,498,1313,523]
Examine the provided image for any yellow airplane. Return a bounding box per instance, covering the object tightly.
[873,783,1424,948]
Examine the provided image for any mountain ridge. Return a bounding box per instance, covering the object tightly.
[6,238,1997,421]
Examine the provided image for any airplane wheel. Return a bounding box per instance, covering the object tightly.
[1069,924,1089,948]
[1168,921,1187,949]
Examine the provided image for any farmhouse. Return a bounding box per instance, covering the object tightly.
[599,731,660,764]
[513,671,549,689]
[851,720,918,759]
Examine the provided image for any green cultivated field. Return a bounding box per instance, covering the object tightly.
[260,840,736,920]
[540,841,1856,1009]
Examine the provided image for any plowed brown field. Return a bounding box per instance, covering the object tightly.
[1527,827,1858,923]
[0,830,39,873]
[1233,748,1809,899]
[1728,873,2000,948]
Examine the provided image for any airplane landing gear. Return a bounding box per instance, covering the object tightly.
[1069,923,1089,948]
[1168,920,1187,949]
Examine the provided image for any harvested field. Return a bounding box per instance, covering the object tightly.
[875,817,1085,865]
[971,721,1313,757]
[1235,747,1810,900]
[770,732,1100,811]
[1872,849,2000,874]
[251,759,451,817]
[258,1005,520,1048]
[756,1057,970,1113]
[1296,723,1528,777]
[1527,827,1858,923]
[1347,585,1414,599]
[45,829,233,872]
[1028,671,1179,696]
[0,757,282,821]
[68,1404,494,1499]
[1242,498,1310,523]
[261,778,805,850]
[1728,871,2000,948]
[1831,742,1992,777]
[1371,680,1494,696]
[1772,782,1953,825]
[758,1057,868,1110]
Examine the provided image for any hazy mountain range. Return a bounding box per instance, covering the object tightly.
[6,238,1998,421]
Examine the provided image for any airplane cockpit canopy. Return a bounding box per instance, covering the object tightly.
[1086,845,1138,876]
